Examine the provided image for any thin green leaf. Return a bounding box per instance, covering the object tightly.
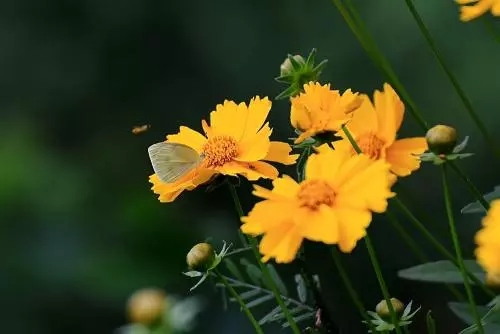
[397,260,485,284]
[245,294,275,308]
[453,136,470,153]
[183,271,203,278]
[190,273,209,291]
[294,274,307,303]
[461,185,500,214]
[258,304,284,325]
[231,289,262,301]
[224,259,245,282]
[282,311,316,328]
[240,258,264,286]
[267,264,288,296]
[426,311,436,334]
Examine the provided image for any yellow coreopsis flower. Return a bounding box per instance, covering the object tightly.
[331,83,428,177]
[240,146,395,263]
[455,0,500,22]
[475,200,500,286]
[149,97,298,202]
[290,82,363,144]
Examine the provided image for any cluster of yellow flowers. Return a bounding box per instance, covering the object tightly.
[149,81,429,263]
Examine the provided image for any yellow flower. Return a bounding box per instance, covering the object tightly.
[240,147,395,263]
[150,97,298,202]
[331,83,428,177]
[290,82,363,144]
[455,0,500,21]
[475,199,500,286]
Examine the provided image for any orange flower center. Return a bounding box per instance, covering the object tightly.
[201,135,239,167]
[297,180,336,210]
[355,133,385,159]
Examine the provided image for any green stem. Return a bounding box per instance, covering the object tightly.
[364,235,402,334]
[441,165,484,334]
[449,163,490,211]
[215,268,264,334]
[403,0,500,158]
[227,183,301,334]
[330,247,376,332]
[385,210,465,301]
[393,197,495,297]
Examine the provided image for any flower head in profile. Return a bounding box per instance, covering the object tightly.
[331,83,428,177]
[455,0,500,22]
[290,82,363,144]
[241,146,395,263]
[149,97,298,202]
[475,199,500,286]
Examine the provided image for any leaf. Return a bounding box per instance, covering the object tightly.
[259,305,284,325]
[267,264,288,296]
[426,311,436,334]
[190,273,209,291]
[245,294,275,308]
[231,289,261,301]
[240,259,264,286]
[397,260,485,284]
[183,270,203,278]
[282,311,316,328]
[448,302,490,325]
[453,136,469,153]
[461,185,500,214]
[295,274,308,303]
[224,259,245,282]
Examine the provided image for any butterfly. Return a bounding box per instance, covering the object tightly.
[148,142,204,183]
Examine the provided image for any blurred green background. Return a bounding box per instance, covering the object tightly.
[1,0,499,333]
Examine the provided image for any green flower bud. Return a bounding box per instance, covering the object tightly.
[280,55,305,77]
[186,242,215,270]
[375,298,405,318]
[425,125,458,155]
[127,288,166,325]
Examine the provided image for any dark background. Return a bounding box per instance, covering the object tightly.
[1,0,499,333]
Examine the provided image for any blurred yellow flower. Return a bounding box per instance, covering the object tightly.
[290,82,362,144]
[475,199,500,286]
[456,0,500,21]
[331,83,428,177]
[149,97,298,202]
[240,147,395,263]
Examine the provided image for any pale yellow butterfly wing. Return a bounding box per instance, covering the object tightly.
[148,142,202,183]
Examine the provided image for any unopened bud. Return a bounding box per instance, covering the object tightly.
[425,125,457,155]
[375,298,405,317]
[280,55,305,77]
[186,242,215,270]
[127,288,166,325]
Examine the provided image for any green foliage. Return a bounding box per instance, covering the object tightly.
[448,300,500,334]
[397,260,486,284]
[215,259,316,329]
[462,185,500,214]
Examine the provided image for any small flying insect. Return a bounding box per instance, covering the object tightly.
[132,124,151,134]
[148,142,204,183]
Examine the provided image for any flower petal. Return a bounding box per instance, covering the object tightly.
[373,84,404,144]
[335,207,372,253]
[385,137,428,177]
[298,206,339,244]
[218,161,278,180]
[241,200,295,234]
[252,175,300,201]
[236,124,272,162]
[166,126,207,154]
[258,222,303,263]
[264,141,298,165]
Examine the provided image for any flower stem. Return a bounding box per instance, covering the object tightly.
[393,197,495,297]
[330,247,376,332]
[214,268,264,334]
[403,0,500,159]
[227,183,301,334]
[364,235,402,334]
[441,165,484,334]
